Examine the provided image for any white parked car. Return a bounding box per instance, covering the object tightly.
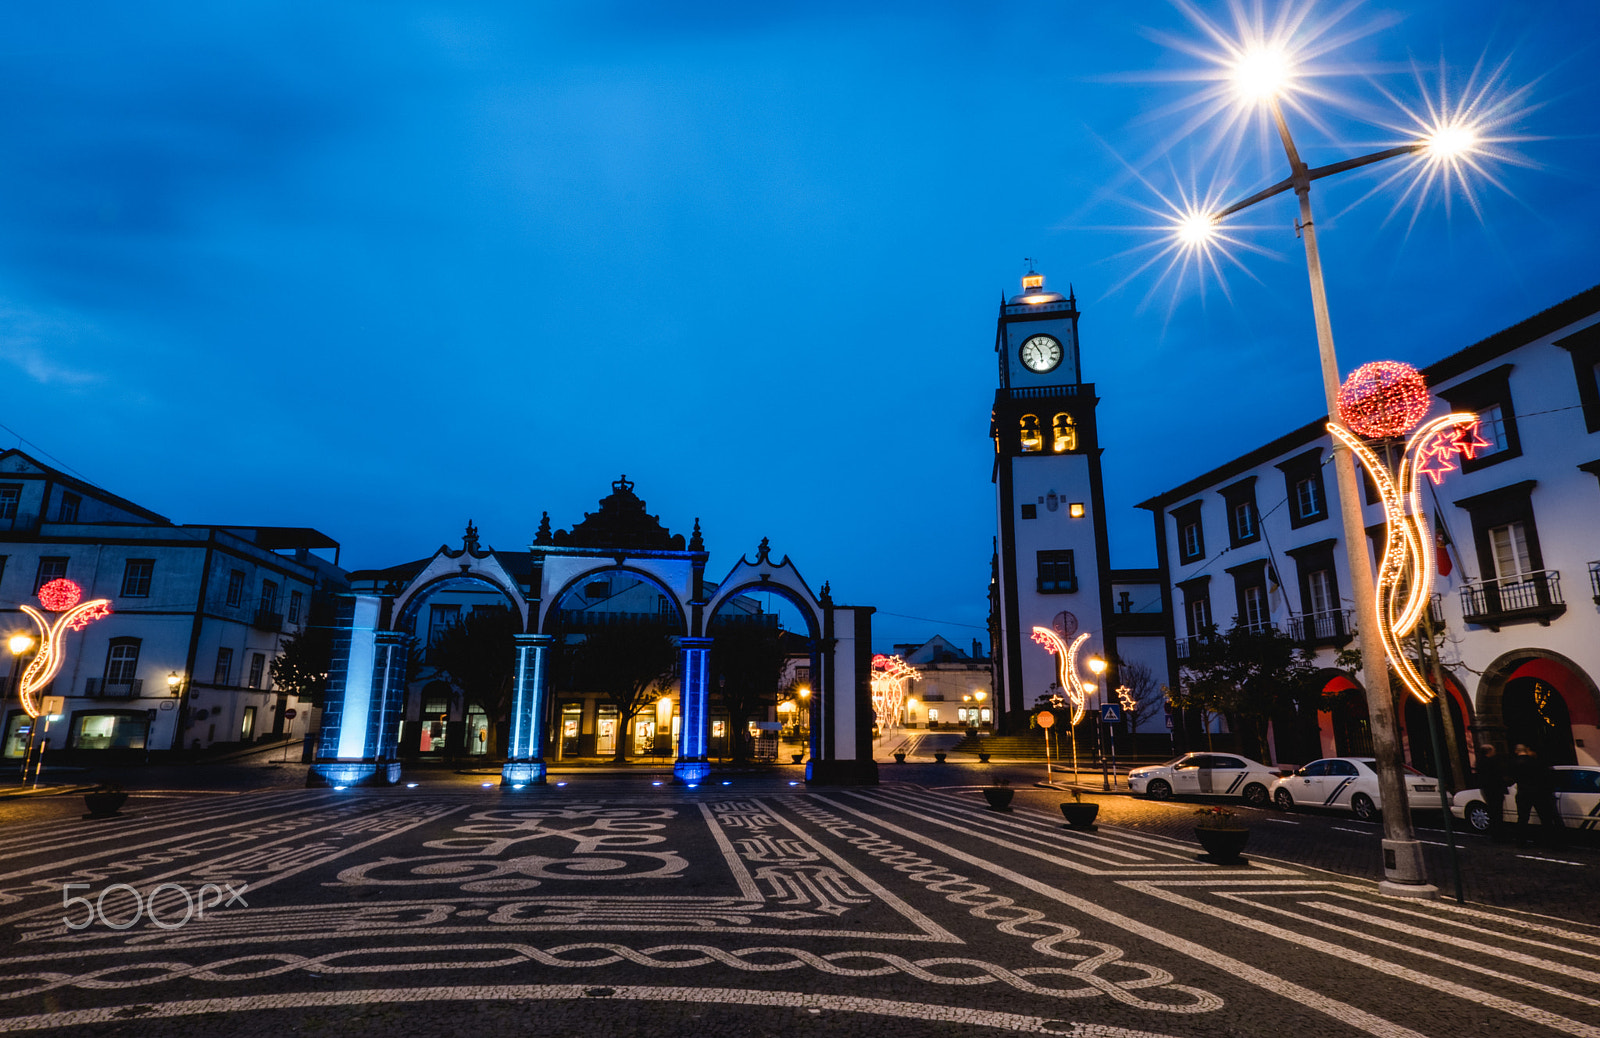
[1128,752,1284,807]
[1451,765,1600,833]
[1270,757,1439,820]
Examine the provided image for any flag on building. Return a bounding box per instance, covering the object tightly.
[1436,520,1453,578]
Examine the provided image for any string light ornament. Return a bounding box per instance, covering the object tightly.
[1029,627,1091,726]
[1328,388,1485,703]
[17,579,113,718]
[1336,361,1432,438]
[1116,685,1138,714]
[870,654,920,732]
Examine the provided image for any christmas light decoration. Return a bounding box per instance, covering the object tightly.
[870,654,920,732]
[1327,410,1483,703]
[16,581,113,718]
[1030,627,1090,726]
[1336,361,1432,439]
[1117,685,1137,713]
[37,578,83,612]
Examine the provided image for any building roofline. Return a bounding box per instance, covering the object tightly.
[0,448,173,525]
[1136,282,1600,512]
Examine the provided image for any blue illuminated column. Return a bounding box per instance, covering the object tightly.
[674,637,712,784]
[310,595,403,787]
[501,633,552,786]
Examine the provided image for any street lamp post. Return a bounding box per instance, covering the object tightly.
[1180,67,1486,898]
[10,635,36,780]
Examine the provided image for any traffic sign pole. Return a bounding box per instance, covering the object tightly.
[1036,710,1055,787]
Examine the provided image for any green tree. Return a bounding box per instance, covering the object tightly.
[571,623,679,763]
[429,608,519,757]
[710,620,790,762]
[1178,623,1319,760]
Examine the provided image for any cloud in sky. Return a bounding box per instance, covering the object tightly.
[2,0,1597,647]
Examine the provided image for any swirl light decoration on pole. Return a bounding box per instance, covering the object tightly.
[869,654,920,733]
[1153,11,1519,899]
[1327,363,1489,704]
[1029,627,1091,726]
[18,579,112,719]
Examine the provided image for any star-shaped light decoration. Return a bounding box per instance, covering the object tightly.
[1117,685,1137,713]
[1450,420,1492,460]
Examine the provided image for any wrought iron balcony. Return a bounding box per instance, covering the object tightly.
[1589,561,1600,605]
[1459,570,1566,630]
[1288,609,1355,646]
[253,607,284,632]
[84,678,143,698]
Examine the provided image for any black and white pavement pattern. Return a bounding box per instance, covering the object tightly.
[0,777,1596,1037]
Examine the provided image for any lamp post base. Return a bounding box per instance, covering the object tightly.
[1378,838,1438,900]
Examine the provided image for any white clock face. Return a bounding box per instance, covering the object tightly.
[1019,334,1063,373]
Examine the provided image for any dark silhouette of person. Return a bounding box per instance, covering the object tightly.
[1474,744,1508,842]
[1510,743,1564,847]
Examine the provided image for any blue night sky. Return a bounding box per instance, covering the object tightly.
[3,1,1597,649]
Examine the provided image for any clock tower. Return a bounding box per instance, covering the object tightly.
[990,268,1113,725]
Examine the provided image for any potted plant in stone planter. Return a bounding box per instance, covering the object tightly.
[933,751,947,763]
[84,780,128,818]
[791,752,805,764]
[893,750,906,763]
[977,752,991,763]
[982,776,1014,811]
[1193,805,1249,863]
[1059,788,1098,830]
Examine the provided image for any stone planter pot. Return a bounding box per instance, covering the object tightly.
[1059,801,1099,830]
[83,791,128,818]
[982,787,1014,811]
[1194,826,1250,864]
[791,753,805,764]
[977,752,991,763]
[893,752,906,763]
[933,752,947,763]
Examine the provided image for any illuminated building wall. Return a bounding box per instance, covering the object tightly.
[1140,284,1600,769]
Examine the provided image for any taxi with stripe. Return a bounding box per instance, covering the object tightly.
[1127,752,1285,807]
[1269,756,1440,820]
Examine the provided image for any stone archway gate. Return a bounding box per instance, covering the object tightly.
[310,507,876,787]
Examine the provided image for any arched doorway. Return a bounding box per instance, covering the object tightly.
[1478,651,1600,767]
[1316,672,1372,758]
[1401,671,1472,783]
[542,566,688,762]
[705,584,819,765]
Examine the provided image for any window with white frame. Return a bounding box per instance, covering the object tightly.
[121,559,154,598]
[1489,521,1532,581]
[225,569,246,607]
[247,652,266,689]
[1187,595,1211,636]
[57,492,80,523]
[105,640,140,685]
[1295,477,1321,519]
[1308,569,1335,616]
[288,590,304,624]
[34,556,67,592]
[0,485,18,520]
[1242,585,1268,629]
[214,647,234,686]
[1477,403,1509,455]
[1233,501,1256,541]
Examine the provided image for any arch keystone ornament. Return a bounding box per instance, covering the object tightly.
[1327,362,1487,705]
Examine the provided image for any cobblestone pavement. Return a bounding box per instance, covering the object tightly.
[0,770,1597,1037]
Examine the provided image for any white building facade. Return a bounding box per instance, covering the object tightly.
[0,450,343,761]
[1139,285,1600,774]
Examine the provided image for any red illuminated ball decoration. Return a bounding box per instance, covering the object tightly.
[37,578,84,612]
[1337,361,1431,438]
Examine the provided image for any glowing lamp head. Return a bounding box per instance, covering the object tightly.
[1421,121,1479,160]
[1337,361,1432,438]
[37,579,83,612]
[1231,45,1292,103]
[8,635,34,656]
[1176,210,1218,247]
[1087,656,1107,676]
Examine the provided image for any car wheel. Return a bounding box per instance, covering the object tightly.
[1147,779,1172,801]
[1242,783,1269,807]
[1274,788,1294,812]
[1465,801,1491,833]
[1351,793,1377,821]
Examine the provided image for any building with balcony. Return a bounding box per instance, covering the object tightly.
[1139,285,1600,776]
[0,450,344,760]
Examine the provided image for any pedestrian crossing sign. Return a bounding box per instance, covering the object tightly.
[1100,703,1123,723]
